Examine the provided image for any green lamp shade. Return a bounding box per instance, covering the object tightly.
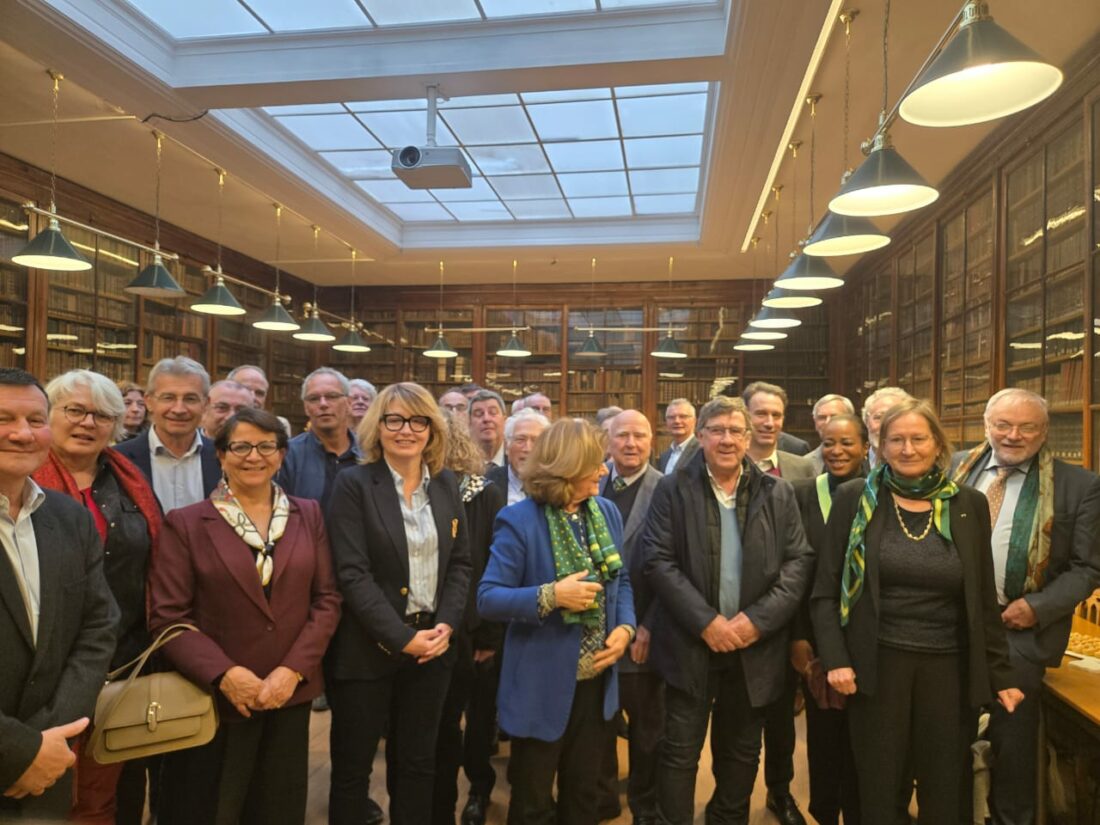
[424,334,458,359]
[253,297,300,332]
[191,276,245,315]
[496,333,531,358]
[828,142,939,217]
[733,338,775,351]
[125,254,186,298]
[651,332,687,360]
[774,254,844,291]
[898,12,1063,128]
[761,288,822,309]
[574,331,606,358]
[293,312,336,342]
[741,329,788,341]
[749,306,802,330]
[803,212,891,257]
[12,217,92,271]
[332,329,371,353]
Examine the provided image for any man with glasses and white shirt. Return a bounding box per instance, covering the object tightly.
[487,410,550,505]
[115,356,221,512]
[658,399,699,475]
[951,388,1100,825]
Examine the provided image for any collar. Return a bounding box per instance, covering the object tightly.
[149,425,203,458]
[387,460,431,493]
[754,448,780,471]
[610,465,647,487]
[491,443,506,467]
[987,454,1036,475]
[705,461,745,508]
[671,434,694,453]
[0,478,46,522]
[308,428,359,459]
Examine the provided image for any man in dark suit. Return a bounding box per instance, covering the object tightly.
[486,409,549,506]
[657,399,699,475]
[644,395,814,825]
[115,356,220,512]
[777,431,810,456]
[596,410,666,825]
[951,388,1100,825]
[0,368,118,820]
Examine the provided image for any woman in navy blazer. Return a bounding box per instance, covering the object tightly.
[479,418,635,825]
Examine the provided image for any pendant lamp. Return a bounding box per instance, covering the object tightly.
[424,332,458,359]
[294,307,336,342]
[828,132,939,217]
[761,287,822,309]
[333,326,371,353]
[191,271,245,316]
[496,260,531,357]
[749,306,802,330]
[651,328,687,360]
[253,292,300,332]
[741,329,789,341]
[803,212,891,256]
[774,254,844,291]
[125,133,185,298]
[734,339,776,352]
[575,329,607,358]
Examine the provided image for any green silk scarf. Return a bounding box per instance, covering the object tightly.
[546,498,623,628]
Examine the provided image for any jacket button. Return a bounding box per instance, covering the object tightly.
[400,587,409,596]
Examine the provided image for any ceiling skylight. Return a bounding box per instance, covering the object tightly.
[253,82,713,223]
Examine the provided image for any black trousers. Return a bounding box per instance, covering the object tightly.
[804,696,860,825]
[506,677,611,825]
[762,664,797,794]
[431,634,500,824]
[657,656,767,825]
[986,644,1046,825]
[158,701,311,825]
[847,645,976,825]
[328,656,453,825]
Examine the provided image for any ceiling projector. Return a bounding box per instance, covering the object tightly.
[391,145,472,189]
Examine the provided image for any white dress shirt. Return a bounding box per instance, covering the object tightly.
[0,479,46,643]
[389,462,439,615]
[973,454,1034,605]
[507,466,526,505]
[664,435,695,475]
[149,426,205,513]
[754,448,781,475]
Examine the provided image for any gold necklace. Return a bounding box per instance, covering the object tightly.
[893,497,934,541]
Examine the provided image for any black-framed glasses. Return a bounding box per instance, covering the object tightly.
[226,441,281,457]
[381,414,431,433]
[62,405,117,426]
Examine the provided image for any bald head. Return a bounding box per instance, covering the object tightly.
[609,409,653,477]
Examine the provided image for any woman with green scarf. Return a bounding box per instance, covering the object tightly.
[810,398,1022,825]
[478,418,636,825]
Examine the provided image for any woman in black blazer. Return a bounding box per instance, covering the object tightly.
[811,399,1022,825]
[789,413,867,825]
[325,382,472,825]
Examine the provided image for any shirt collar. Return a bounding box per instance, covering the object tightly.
[987,454,1035,475]
[149,425,203,458]
[705,461,745,508]
[671,434,694,454]
[387,460,431,493]
[308,428,360,459]
[610,465,647,487]
[0,478,46,522]
[755,448,780,471]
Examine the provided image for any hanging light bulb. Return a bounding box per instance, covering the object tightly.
[899,1,1063,128]
[253,205,299,332]
[496,260,531,357]
[13,71,91,272]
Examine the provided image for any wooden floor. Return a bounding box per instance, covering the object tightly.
[304,708,811,824]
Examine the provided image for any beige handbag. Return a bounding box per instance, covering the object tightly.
[87,623,219,764]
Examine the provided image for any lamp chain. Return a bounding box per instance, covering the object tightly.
[152,132,163,251]
[215,169,225,271]
[789,142,798,247]
[843,14,852,178]
[438,260,445,334]
[512,259,518,329]
[273,203,282,295]
[350,250,358,328]
[808,97,817,230]
[48,72,60,214]
[882,0,891,118]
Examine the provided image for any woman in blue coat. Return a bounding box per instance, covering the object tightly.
[478,418,636,825]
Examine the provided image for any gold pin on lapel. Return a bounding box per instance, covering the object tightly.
[451,518,459,538]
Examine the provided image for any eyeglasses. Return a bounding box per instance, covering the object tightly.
[62,405,117,426]
[304,392,347,405]
[703,425,748,439]
[441,403,468,413]
[989,420,1043,436]
[153,393,204,407]
[382,414,431,433]
[884,434,933,449]
[211,403,249,415]
[226,441,280,457]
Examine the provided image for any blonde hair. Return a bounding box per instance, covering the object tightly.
[523,418,607,507]
[877,398,954,471]
[442,410,486,477]
[357,382,448,475]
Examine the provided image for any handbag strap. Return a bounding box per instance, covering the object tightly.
[105,622,198,683]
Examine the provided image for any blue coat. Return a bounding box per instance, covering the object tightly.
[478,497,635,742]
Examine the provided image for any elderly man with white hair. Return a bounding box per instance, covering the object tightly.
[861,386,912,467]
[806,394,856,474]
[951,388,1100,825]
[486,409,551,505]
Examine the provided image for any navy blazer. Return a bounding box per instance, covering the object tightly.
[113,427,221,506]
[478,497,636,742]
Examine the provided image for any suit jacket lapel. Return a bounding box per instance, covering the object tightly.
[0,536,34,650]
[680,464,711,595]
[864,494,892,615]
[623,469,659,547]
[202,508,275,620]
[29,505,60,659]
[370,462,409,577]
[270,500,303,593]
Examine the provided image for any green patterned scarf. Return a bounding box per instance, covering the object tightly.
[952,442,1054,599]
[839,463,959,626]
[546,498,623,628]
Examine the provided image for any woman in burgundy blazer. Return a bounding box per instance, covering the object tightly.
[148,407,342,825]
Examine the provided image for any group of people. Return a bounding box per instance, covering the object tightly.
[0,358,1097,825]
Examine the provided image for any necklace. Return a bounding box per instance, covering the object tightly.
[893,497,934,541]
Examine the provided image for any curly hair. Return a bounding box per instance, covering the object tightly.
[522,418,607,508]
[442,410,486,477]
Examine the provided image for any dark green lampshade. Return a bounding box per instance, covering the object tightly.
[125,254,186,298]
[749,305,802,330]
[574,331,606,358]
[496,332,531,358]
[761,287,822,309]
[741,329,788,341]
[253,296,300,331]
[293,311,336,342]
[733,338,776,351]
[774,254,844,291]
[424,334,458,359]
[803,212,891,257]
[190,275,245,315]
[12,217,91,271]
[829,138,939,217]
[650,330,687,360]
[332,328,371,353]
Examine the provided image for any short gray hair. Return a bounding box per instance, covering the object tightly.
[984,388,1049,424]
[209,379,250,396]
[227,364,267,383]
[349,378,377,400]
[861,386,911,423]
[813,393,855,416]
[470,389,506,416]
[595,406,623,425]
[665,398,696,417]
[505,409,551,441]
[46,369,126,442]
[147,356,210,396]
[697,396,751,433]
[301,367,350,400]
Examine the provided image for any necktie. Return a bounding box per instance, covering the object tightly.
[986,466,1014,527]
[612,476,628,492]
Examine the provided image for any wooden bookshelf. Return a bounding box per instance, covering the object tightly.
[0,200,29,370]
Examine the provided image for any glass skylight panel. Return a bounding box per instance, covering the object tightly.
[354,111,458,149]
[321,150,394,177]
[567,196,634,217]
[467,145,550,176]
[624,135,703,169]
[386,203,455,222]
[628,167,699,195]
[527,100,620,141]
[489,174,562,200]
[355,180,435,203]
[263,104,346,116]
[124,0,268,38]
[246,0,370,32]
[543,140,623,172]
[601,0,717,6]
[431,178,499,202]
[444,201,515,221]
[615,82,710,97]
[557,171,629,198]
[441,106,537,145]
[617,93,707,137]
[439,95,521,108]
[362,0,481,26]
[506,199,572,220]
[521,89,611,104]
[346,99,427,112]
[275,114,382,151]
[633,193,697,214]
[479,0,594,18]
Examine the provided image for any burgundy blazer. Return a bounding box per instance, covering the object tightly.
[148,495,342,718]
